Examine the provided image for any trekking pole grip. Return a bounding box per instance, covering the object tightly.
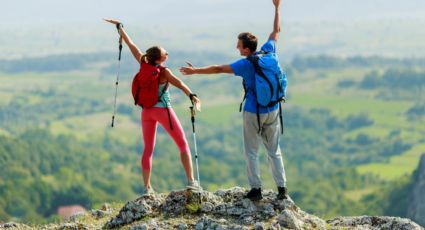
[190,106,195,132]
[118,39,123,61]
[190,106,195,118]
[189,93,197,105]
[116,23,123,62]
[115,23,124,34]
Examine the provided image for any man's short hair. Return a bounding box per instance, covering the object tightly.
[238,32,258,52]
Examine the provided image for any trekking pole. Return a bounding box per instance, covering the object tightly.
[111,23,123,127]
[189,95,200,185]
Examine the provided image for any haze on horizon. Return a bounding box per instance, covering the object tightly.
[2,0,425,25]
[1,0,424,59]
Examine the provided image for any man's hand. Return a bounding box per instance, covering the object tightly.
[180,62,196,75]
[269,0,281,41]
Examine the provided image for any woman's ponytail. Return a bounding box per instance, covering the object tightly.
[144,46,162,65]
[141,54,148,63]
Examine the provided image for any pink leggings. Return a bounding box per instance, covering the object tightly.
[141,107,190,170]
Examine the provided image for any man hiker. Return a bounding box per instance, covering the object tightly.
[180,0,288,200]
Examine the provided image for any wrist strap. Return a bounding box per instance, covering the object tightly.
[189,93,197,102]
[116,23,124,33]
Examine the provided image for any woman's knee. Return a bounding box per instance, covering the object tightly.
[177,140,190,154]
[179,149,191,157]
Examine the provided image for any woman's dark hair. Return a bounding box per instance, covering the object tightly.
[142,46,162,65]
[238,32,258,52]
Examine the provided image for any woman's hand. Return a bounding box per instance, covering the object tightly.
[103,18,120,25]
[192,96,202,112]
[103,18,123,34]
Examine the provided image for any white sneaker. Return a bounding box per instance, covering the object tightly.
[186,180,202,191]
[143,187,155,195]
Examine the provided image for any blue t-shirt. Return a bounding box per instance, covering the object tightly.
[230,39,279,114]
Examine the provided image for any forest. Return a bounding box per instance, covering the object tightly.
[0,53,424,224]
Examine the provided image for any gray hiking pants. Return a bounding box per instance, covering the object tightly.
[243,110,286,189]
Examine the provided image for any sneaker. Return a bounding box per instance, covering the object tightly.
[143,187,155,195]
[244,188,262,201]
[186,180,202,191]
[277,187,288,200]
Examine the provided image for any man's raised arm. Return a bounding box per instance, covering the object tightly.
[269,0,281,41]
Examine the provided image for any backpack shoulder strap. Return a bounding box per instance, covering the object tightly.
[157,65,173,130]
[158,66,169,91]
[158,65,167,71]
[159,80,169,97]
[239,79,248,112]
[247,54,274,102]
[247,55,266,79]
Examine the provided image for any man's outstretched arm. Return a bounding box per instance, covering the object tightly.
[180,62,233,75]
[269,0,281,41]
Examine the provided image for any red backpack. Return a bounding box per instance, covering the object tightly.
[131,62,167,108]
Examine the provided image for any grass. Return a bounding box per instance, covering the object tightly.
[289,69,424,181]
[357,143,425,180]
[0,91,13,105]
[185,201,202,214]
[343,126,392,139]
[292,93,413,119]
[344,187,378,201]
[344,125,425,142]
[49,112,140,145]
[0,128,10,137]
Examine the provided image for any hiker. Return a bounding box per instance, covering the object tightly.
[104,19,201,194]
[179,0,288,201]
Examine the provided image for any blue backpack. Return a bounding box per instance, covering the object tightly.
[240,51,287,133]
[247,51,286,106]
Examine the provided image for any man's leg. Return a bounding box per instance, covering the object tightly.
[260,110,287,189]
[243,112,262,189]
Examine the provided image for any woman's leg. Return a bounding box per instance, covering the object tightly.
[157,108,194,181]
[141,109,158,189]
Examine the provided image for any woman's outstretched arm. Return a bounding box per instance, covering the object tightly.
[104,19,143,64]
[163,68,201,111]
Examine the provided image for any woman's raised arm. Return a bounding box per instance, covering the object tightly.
[104,19,143,64]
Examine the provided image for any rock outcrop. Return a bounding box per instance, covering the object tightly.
[328,216,422,230]
[408,153,425,227]
[103,187,422,230]
[1,187,423,230]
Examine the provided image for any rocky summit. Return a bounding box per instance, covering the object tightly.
[103,187,423,230]
[1,187,423,230]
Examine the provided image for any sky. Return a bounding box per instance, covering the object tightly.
[2,0,425,26]
[1,0,424,59]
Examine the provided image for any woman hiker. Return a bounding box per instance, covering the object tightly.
[104,19,201,194]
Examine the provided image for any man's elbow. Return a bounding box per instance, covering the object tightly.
[217,65,234,74]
